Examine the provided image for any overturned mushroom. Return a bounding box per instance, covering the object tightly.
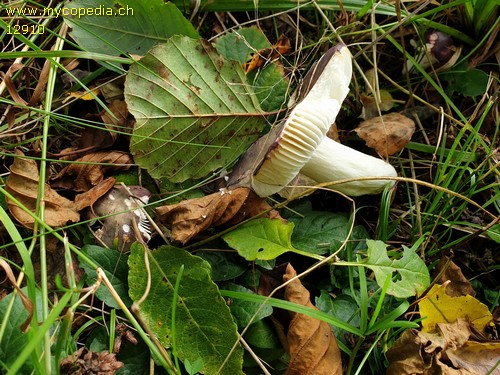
[228,44,397,197]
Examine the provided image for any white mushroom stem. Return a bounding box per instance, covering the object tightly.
[300,137,397,196]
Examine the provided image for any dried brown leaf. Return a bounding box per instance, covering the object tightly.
[283,264,342,375]
[355,112,415,157]
[156,187,278,244]
[6,150,80,228]
[74,177,116,211]
[436,256,476,297]
[387,319,500,375]
[100,100,130,130]
[52,151,132,192]
[60,347,124,375]
[446,341,500,374]
[3,63,27,105]
[77,126,115,151]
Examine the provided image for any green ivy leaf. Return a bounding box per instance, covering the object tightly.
[65,0,198,58]
[128,244,244,375]
[79,245,132,309]
[125,35,266,183]
[362,240,430,298]
[222,218,298,260]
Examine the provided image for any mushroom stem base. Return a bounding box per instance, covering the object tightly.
[300,137,397,196]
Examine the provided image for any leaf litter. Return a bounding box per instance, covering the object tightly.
[156,187,280,244]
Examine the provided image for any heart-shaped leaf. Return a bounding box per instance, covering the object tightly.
[124,36,267,183]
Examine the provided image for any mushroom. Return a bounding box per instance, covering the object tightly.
[92,185,151,251]
[228,43,397,197]
[405,30,461,73]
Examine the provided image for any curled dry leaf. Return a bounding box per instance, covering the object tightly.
[74,177,116,211]
[63,86,100,103]
[435,256,476,297]
[0,259,33,332]
[283,264,342,375]
[359,90,394,120]
[100,100,133,137]
[387,318,500,375]
[6,150,79,228]
[355,112,415,157]
[156,187,278,245]
[51,151,132,192]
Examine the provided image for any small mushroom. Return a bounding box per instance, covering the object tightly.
[91,185,151,251]
[228,44,397,197]
[405,30,461,73]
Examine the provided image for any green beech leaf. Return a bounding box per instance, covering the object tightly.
[128,244,244,375]
[222,218,297,260]
[362,240,430,298]
[124,35,266,183]
[79,245,132,309]
[65,0,198,58]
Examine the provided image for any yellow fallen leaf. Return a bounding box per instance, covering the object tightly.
[63,86,100,102]
[419,284,492,333]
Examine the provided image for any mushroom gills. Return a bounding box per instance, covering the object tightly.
[251,98,340,196]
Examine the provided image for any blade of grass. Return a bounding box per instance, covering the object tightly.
[219,289,362,336]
